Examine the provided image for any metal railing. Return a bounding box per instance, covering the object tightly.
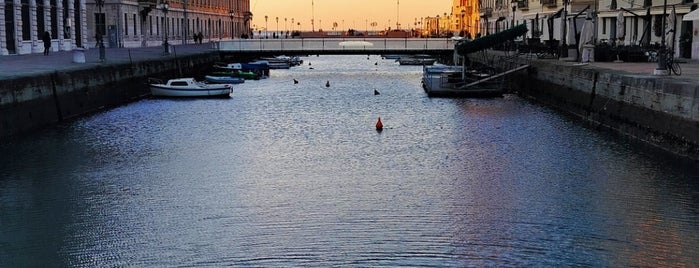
[216,38,457,52]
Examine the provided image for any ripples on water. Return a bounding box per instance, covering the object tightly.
[1,55,698,267]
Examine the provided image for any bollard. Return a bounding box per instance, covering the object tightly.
[72,47,86,63]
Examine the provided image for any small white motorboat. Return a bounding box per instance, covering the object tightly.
[148,78,232,97]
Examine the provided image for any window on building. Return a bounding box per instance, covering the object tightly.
[603,17,606,34]
[133,14,137,35]
[124,13,128,36]
[150,16,153,35]
[21,0,30,40]
[37,0,45,34]
[50,0,58,38]
[95,12,105,36]
[62,0,70,39]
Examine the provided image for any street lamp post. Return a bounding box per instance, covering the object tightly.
[511,5,516,29]
[276,17,279,38]
[436,15,440,37]
[264,15,268,38]
[656,0,668,73]
[161,0,170,55]
[95,0,105,61]
[234,9,235,39]
[461,9,465,37]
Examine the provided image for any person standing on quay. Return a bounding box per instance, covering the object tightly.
[42,31,51,55]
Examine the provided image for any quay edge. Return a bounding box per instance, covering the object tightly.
[477,52,699,162]
[0,52,221,140]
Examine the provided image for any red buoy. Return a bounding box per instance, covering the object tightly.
[375,117,383,131]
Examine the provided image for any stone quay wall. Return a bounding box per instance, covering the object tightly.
[0,52,220,139]
[479,53,699,161]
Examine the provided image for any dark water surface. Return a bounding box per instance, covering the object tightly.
[1,55,698,267]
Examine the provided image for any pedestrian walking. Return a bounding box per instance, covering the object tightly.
[42,31,51,55]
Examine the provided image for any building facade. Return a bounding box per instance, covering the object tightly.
[0,0,251,55]
[451,0,479,38]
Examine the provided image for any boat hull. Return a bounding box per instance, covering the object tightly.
[422,66,503,98]
[204,75,245,84]
[399,59,437,65]
[150,85,231,97]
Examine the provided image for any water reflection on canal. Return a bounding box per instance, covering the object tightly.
[1,55,698,267]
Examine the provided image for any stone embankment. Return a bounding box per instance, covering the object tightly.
[0,45,219,139]
[478,52,699,161]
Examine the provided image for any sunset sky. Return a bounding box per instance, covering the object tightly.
[249,0,451,32]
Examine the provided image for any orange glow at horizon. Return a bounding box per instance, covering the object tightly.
[250,0,452,32]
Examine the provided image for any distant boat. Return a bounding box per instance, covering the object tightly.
[149,78,232,97]
[398,54,437,66]
[256,59,290,69]
[382,54,405,60]
[210,70,260,80]
[213,62,242,70]
[204,75,245,84]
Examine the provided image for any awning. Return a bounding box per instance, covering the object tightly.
[683,8,699,21]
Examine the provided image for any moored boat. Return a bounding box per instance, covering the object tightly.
[149,78,232,97]
[398,54,437,65]
[382,54,405,60]
[204,75,245,84]
[421,65,504,98]
[210,70,260,80]
[213,62,243,70]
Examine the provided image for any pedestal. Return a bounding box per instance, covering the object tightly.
[72,48,86,63]
[581,45,594,62]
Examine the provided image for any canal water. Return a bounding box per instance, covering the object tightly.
[1,55,698,267]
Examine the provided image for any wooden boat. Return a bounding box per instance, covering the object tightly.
[149,78,232,97]
[204,75,245,84]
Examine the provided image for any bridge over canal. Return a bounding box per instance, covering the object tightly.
[214,38,458,58]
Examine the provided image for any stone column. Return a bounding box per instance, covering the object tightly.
[66,0,75,48]
[0,3,7,55]
[78,0,86,48]
[31,0,41,53]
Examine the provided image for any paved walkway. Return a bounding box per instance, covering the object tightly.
[0,43,217,80]
[508,51,699,84]
[2,44,698,83]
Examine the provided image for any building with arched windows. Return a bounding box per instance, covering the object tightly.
[0,0,251,55]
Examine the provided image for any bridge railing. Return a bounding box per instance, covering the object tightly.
[216,38,457,52]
